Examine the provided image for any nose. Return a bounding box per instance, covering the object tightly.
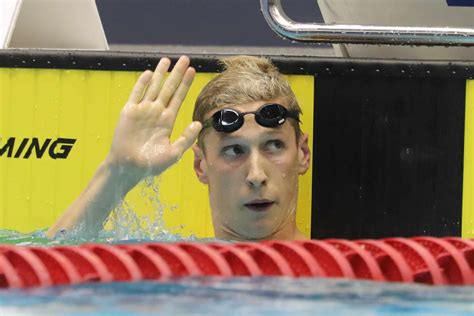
[246,151,268,188]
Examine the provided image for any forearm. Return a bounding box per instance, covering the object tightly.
[46,161,140,239]
[46,56,199,239]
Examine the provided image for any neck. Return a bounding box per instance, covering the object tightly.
[214,222,309,241]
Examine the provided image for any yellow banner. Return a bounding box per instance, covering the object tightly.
[463,80,474,238]
[0,68,314,238]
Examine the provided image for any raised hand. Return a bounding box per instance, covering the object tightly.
[47,56,202,239]
[106,56,202,180]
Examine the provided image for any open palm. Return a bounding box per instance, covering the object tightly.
[107,56,202,178]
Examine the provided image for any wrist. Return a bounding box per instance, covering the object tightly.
[100,158,143,193]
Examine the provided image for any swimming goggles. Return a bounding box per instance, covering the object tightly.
[202,103,300,133]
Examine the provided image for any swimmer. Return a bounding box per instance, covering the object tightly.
[46,55,311,241]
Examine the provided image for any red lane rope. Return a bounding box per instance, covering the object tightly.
[355,240,413,283]
[0,246,52,287]
[235,242,295,276]
[118,245,172,279]
[326,239,385,281]
[296,240,355,278]
[210,244,262,276]
[265,241,326,277]
[0,237,473,288]
[413,237,473,285]
[54,246,113,283]
[383,238,445,285]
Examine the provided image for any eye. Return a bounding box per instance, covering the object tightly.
[265,139,285,152]
[222,144,246,158]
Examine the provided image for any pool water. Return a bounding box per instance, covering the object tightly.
[1,277,473,316]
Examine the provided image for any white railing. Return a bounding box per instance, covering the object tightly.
[261,0,474,46]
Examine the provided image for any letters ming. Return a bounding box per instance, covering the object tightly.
[0,137,76,159]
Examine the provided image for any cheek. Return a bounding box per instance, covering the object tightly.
[207,165,241,194]
[271,152,299,174]
[269,156,300,195]
[207,168,244,217]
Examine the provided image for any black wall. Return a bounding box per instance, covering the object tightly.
[313,76,465,239]
[96,0,324,47]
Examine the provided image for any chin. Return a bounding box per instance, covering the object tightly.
[240,224,279,240]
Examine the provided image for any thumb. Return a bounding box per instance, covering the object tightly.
[171,121,203,157]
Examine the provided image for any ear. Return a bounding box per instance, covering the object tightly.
[297,133,311,175]
[192,144,209,184]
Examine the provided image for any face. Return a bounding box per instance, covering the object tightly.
[193,99,310,240]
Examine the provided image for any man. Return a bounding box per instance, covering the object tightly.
[46,55,310,241]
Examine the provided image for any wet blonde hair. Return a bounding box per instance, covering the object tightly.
[193,56,302,147]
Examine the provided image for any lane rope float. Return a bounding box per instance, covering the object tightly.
[0,237,473,288]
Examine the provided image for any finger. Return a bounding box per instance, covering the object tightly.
[171,122,202,157]
[128,70,153,104]
[161,67,196,125]
[143,58,171,102]
[157,56,190,107]
[167,67,195,112]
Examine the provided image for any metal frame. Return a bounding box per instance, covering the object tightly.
[261,0,474,46]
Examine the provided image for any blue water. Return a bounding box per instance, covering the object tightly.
[1,277,473,316]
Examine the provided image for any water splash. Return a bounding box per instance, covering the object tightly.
[0,229,53,246]
[0,176,203,246]
[97,175,199,243]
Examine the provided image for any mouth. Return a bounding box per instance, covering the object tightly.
[244,199,275,212]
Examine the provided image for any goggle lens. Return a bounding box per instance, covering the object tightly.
[206,103,298,133]
[257,103,286,127]
[221,110,240,126]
